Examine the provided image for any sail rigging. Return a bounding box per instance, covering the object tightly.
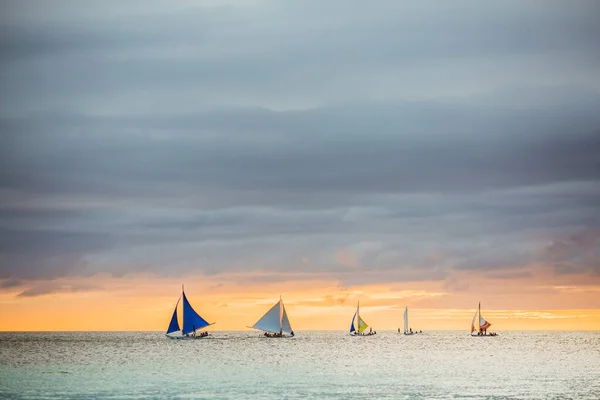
[166,297,181,334]
[281,302,292,333]
[472,302,492,334]
[251,297,293,334]
[357,316,368,333]
[165,286,213,338]
[470,310,478,333]
[350,301,371,334]
[182,291,211,334]
[478,302,491,331]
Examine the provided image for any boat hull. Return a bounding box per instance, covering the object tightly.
[403,332,415,335]
[349,333,376,337]
[262,335,294,338]
[470,334,498,337]
[166,335,209,340]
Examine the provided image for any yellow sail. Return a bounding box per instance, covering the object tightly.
[357,316,368,333]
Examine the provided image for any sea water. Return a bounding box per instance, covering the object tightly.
[0,331,599,399]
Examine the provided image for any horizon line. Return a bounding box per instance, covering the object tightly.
[2,329,599,333]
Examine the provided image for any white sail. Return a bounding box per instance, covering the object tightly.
[472,302,492,334]
[478,302,491,330]
[403,307,409,333]
[471,310,478,333]
[252,300,282,333]
[479,313,487,327]
[281,301,293,334]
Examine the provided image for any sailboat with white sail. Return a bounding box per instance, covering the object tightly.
[349,301,375,336]
[402,306,414,335]
[470,301,496,336]
[165,285,214,340]
[249,296,295,338]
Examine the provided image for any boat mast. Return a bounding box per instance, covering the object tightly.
[478,302,481,332]
[357,301,360,332]
[279,295,283,334]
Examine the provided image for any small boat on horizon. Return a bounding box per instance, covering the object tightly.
[402,306,416,335]
[349,301,376,336]
[165,285,214,340]
[249,296,295,338]
[471,301,497,336]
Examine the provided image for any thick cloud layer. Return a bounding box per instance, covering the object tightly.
[1,1,599,287]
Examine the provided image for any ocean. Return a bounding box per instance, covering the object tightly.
[0,331,598,399]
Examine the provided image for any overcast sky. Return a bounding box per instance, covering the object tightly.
[1,0,599,296]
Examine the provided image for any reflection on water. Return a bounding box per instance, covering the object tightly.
[1,331,599,399]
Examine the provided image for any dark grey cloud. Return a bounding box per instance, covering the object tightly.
[2,1,599,112]
[0,1,599,285]
[544,230,600,275]
[16,281,100,297]
[0,277,23,289]
[2,98,600,197]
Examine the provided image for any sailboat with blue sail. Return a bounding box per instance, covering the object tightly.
[249,296,295,338]
[166,285,214,340]
[349,301,375,336]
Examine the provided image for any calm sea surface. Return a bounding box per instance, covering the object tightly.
[0,331,599,399]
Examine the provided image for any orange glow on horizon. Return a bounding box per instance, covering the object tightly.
[1,272,600,331]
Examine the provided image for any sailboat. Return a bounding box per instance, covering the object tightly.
[165,285,214,340]
[349,301,375,336]
[402,306,414,335]
[249,296,294,338]
[470,301,496,336]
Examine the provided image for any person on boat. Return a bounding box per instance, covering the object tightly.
[290,330,294,337]
[398,328,400,333]
[409,328,413,334]
[192,325,196,337]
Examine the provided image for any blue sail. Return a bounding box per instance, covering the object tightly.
[349,311,356,333]
[182,291,210,334]
[166,297,181,334]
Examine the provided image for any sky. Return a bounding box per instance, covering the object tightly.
[1,0,599,331]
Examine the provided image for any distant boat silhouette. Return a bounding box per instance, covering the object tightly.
[349,301,375,336]
[403,306,415,335]
[165,285,214,340]
[249,296,294,338]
